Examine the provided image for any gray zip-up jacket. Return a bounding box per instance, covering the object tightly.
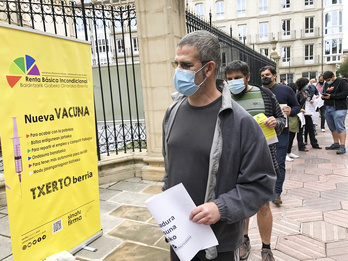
[162,80,276,255]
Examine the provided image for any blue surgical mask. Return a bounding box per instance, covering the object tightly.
[173,64,207,96]
[327,80,333,85]
[227,78,246,94]
[304,85,309,90]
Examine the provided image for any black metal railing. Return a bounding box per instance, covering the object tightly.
[0,0,146,159]
[0,157,3,172]
[186,11,276,85]
[0,2,276,160]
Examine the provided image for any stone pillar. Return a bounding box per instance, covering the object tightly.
[135,0,186,180]
[270,38,280,80]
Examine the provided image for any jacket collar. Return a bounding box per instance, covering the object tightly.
[219,79,233,113]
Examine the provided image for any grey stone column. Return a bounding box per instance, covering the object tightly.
[135,0,186,180]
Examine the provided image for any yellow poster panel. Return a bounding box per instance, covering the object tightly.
[0,24,101,261]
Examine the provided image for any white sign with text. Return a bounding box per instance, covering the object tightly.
[145,183,218,261]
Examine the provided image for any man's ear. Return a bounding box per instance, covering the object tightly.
[205,61,216,78]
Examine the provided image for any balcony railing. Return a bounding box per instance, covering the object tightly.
[254,32,274,44]
[300,27,321,38]
[278,30,296,41]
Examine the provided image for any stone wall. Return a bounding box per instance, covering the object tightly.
[98,151,148,185]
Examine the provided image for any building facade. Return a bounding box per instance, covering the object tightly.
[0,0,139,67]
[74,0,139,66]
[187,0,345,82]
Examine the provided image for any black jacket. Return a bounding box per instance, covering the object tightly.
[323,77,348,110]
[296,90,310,108]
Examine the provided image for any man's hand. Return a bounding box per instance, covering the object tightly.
[189,202,220,225]
[321,94,330,99]
[282,105,291,116]
[264,116,277,128]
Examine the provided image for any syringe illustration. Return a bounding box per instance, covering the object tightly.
[11,117,23,198]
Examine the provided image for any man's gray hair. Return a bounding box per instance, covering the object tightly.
[178,30,221,77]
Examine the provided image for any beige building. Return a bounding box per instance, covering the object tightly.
[187,0,345,82]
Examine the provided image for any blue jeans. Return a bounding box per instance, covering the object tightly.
[274,133,289,196]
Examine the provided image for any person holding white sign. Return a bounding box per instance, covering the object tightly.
[303,78,320,142]
[162,30,277,261]
[286,82,300,162]
[259,66,301,206]
[295,77,322,152]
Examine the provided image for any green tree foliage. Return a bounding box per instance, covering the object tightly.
[337,58,348,78]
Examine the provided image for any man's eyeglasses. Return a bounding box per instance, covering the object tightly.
[171,61,209,70]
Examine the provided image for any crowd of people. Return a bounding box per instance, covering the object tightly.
[163,30,347,261]
[284,72,348,158]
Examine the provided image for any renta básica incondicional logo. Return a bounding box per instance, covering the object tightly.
[6,55,40,88]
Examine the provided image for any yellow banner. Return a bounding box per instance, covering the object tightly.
[0,25,101,261]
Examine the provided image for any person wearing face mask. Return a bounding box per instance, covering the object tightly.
[316,75,326,132]
[280,78,287,85]
[308,79,319,98]
[322,71,348,154]
[162,31,276,261]
[295,77,322,151]
[259,66,301,206]
[303,78,320,145]
[225,60,285,261]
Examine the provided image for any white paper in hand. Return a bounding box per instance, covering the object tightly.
[145,183,218,261]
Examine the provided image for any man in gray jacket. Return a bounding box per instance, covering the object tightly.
[162,30,277,261]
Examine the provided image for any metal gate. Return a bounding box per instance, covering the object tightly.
[1,2,277,159]
[0,0,146,159]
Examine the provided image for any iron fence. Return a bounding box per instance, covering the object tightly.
[0,157,3,172]
[0,2,276,159]
[0,0,146,159]
[186,11,276,85]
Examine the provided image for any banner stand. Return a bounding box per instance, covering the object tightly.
[0,24,102,261]
[69,229,103,255]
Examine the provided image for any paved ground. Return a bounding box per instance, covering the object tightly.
[0,124,348,261]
